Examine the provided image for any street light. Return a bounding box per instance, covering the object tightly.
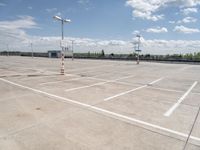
[30,43,33,58]
[7,44,9,56]
[135,34,141,65]
[53,15,71,75]
[70,40,75,61]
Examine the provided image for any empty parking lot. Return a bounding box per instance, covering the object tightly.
[0,56,200,150]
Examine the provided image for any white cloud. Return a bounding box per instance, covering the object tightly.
[55,12,62,16]
[45,8,62,17]
[1,32,200,55]
[132,10,164,21]
[77,0,93,11]
[146,27,168,33]
[126,0,165,21]
[1,15,200,55]
[46,8,57,13]
[142,39,200,54]
[181,0,200,7]
[0,2,6,6]
[0,16,38,48]
[181,7,198,15]
[77,0,90,5]
[174,25,200,33]
[177,16,197,24]
[132,30,140,35]
[0,16,37,30]
[126,0,200,21]
[169,20,175,24]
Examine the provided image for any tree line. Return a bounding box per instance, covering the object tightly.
[1,50,200,62]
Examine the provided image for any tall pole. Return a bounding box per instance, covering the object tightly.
[61,20,65,75]
[136,34,141,65]
[31,43,33,58]
[61,20,64,40]
[71,40,74,61]
[138,36,140,51]
[53,15,71,75]
[7,44,9,56]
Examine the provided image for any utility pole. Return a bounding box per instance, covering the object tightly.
[53,15,71,75]
[135,34,141,65]
[31,43,33,58]
[7,44,9,56]
[71,40,75,61]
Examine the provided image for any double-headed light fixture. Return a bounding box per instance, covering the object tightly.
[53,15,71,40]
[53,15,71,75]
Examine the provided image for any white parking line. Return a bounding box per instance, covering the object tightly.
[68,64,113,73]
[0,78,199,144]
[147,86,184,93]
[88,76,143,87]
[104,77,164,101]
[164,81,198,117]
[73,69,109,76]
[39,72,110,86]
[87,76,108,82]
[65,81,108,92]
[39,77,82,85]
[192,92,200,95]
[65,74,136,92]
[148,77,164,85]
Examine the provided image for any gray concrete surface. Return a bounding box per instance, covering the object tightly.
[0,56,200,150]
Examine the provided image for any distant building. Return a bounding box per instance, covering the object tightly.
[48,50,61,58]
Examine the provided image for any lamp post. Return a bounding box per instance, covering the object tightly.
[53,15,71,75]
[135,34,141,65]
[7,44,9,56]
[31,43,33,58]
[70,40,75,61]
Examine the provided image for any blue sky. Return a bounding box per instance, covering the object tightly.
[0,0,200,54]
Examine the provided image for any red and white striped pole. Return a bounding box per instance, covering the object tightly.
[53,15,71,75]
[61,48,65,75]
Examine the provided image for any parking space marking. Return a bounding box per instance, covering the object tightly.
[0,78,200,144]
[148,77,164,85]
[65,81,109,92]
[88,76,148,87]
[164,81,198,117]
[104,77,164,101]
[72,68,110,76]
[64,74,136,92]
[39,77,83,85]
[39,71,112,85]
[68,64,113,73]
[192,92,200,95]
[147,86,184,93]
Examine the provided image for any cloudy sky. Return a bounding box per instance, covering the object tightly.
[0,0,200,54]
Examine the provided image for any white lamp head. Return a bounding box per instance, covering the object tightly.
[53,15,62,21]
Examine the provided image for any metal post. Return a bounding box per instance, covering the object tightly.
[71,40,74,61]
[53,15,71,75]
[137,37,140,51]
[61,20,65,75]
[136,35,141,65]
[61,20,64,40]
[137,51,139,64]
[31,43,33,58]
[7,44,9,56]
